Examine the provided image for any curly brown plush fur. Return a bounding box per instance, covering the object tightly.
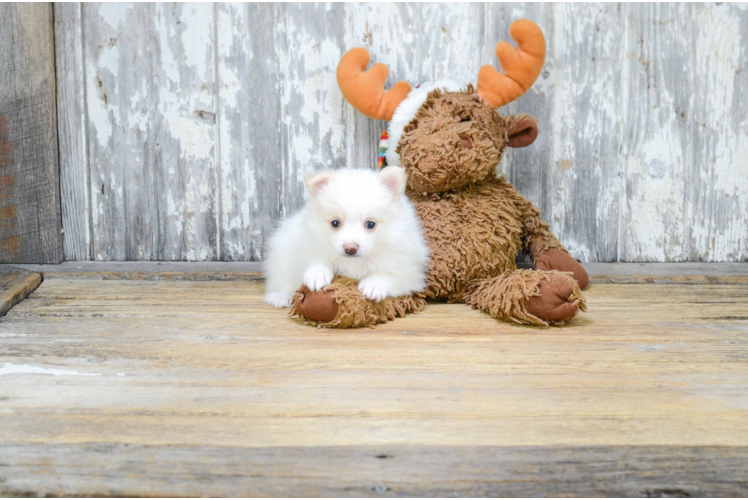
[292,88,589,327]
[291,276,426,328]
[464,269,587,326]
[410,176,566,302]
[399,87,506,194]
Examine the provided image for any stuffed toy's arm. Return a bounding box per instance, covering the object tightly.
[517,199,566,262]
[497,178,589,288]
[491,178,563,259]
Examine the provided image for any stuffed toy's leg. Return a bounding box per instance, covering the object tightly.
[463,269,586,326]
[290,276,426,328]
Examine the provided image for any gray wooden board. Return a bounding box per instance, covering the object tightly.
[542,3,624,263]
[689,3,748,261]
[54,3,748,262]
[54,3,91,261]
[80,3,219,261]
[0,443,746,497]
[621,3,692,262]
[216,3,349,261]
[0,3,62,264]
[0,265,42,316]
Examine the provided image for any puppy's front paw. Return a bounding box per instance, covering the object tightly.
[264,291,294,309]
[358,278,391,303]
[303,265,334,292]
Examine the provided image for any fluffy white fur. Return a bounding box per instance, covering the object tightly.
[264,167,431,309]
[385,79,465,167]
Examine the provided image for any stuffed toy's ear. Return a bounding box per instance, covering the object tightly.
[305,170,333,198]
[506,114,539,148]
[379,166,407,202]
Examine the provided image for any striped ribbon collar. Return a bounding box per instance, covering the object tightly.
[378,130,389,169]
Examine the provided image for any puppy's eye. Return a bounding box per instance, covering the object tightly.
[331,220,340,228]
[365,221,376,230]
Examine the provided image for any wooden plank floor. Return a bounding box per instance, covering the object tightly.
[1,276,747,496]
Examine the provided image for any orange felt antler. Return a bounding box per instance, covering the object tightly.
[476,19,546,108]
[336,48,412,121]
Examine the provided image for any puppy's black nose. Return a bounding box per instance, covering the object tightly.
[344,243,358,255]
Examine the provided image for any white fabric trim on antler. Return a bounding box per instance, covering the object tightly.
[385,79,465,167]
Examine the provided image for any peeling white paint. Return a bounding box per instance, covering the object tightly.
[620,4,694,263]
[278,15,346,186]
[214,3,244,258]
[86,68,113,149]
[85,3,219,260]
[691,3,745,261]
[98,44,120,79]
[167,191,182,237]
[707,125,748,260]
[167,111,214,160]
[98,2,133,30]
[154,4,215,163]
[180,5,212,71]
[126,90,150,132]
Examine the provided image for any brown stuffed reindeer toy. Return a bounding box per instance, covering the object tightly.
[291,19,589,327]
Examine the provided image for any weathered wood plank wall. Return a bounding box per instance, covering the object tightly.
[55,2,748,262]
[0,3,63,263]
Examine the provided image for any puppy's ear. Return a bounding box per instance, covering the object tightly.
[379,166,407,202]
[305,170,333,198]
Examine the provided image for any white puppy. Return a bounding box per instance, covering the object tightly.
[264,167,430,308]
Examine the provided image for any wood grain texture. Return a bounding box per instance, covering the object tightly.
[82,3,219,261]
[546,3,624,263]
[216,2,280,262]
[1,279,747,495]
[620,4,692,262]
[1,443,746,497]
[689,3,748,262]
[55,3,91,261]
[0,3,62,264]
[216,3,348,261]
[54,3,748,262]
[0,265,41,316]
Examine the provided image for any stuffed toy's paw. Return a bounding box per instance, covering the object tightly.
[535,249,589,289]
[524,272,587,323]
[294,284,339,322]
[291,276,426,328]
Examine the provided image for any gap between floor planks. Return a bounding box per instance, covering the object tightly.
[14,261,748,284]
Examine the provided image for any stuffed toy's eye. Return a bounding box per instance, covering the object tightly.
[331,220,340,228]
[365,221,376,230]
